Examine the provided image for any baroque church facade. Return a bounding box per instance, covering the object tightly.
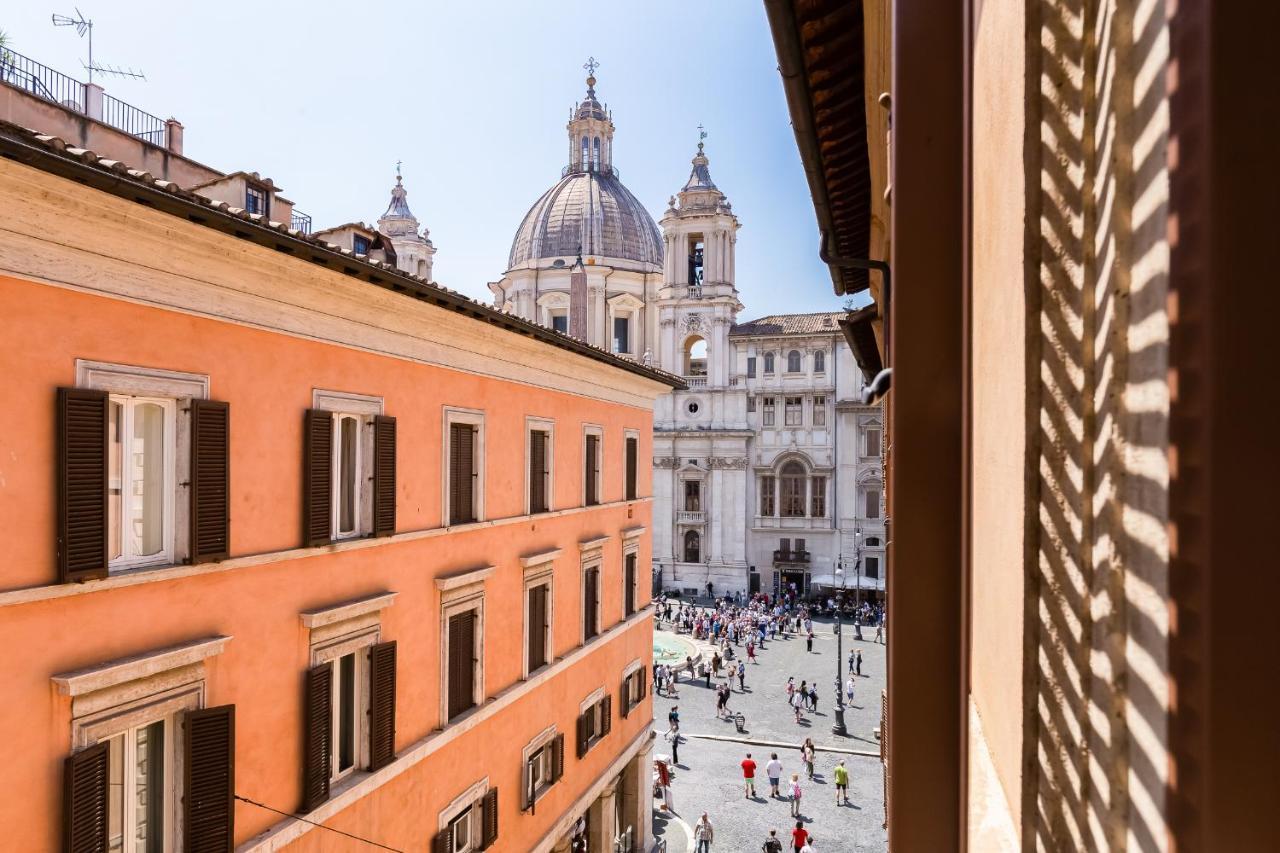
[487,71,887,602]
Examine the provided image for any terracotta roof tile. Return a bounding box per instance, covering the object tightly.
[729,311,847,337]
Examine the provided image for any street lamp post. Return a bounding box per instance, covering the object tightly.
[832,555,848,736]
[853,529,864,641]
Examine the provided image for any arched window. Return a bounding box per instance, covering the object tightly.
[787,350,803,373]
[581,136,590,170]
[763,352,775,374]
[814,350,826,373]
[592,137,601,169]
[780,461,806,517]
[683,529,701,563]
[684,336,708,377]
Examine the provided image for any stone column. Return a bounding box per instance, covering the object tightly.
[632,737,656,852]
[588,778,619,852]
[552,835,572,853]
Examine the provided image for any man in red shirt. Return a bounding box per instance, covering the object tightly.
[791,821,809,853]
[741,752,758,798]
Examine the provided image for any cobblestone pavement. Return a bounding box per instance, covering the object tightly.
[651,609,888,852]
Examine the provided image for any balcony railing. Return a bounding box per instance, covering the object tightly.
[676,510,705,524]
[684,375,707,388]
[0,49,84,113]
[101,93,165,145]
[290,210,313,234]
[773,549,811,564]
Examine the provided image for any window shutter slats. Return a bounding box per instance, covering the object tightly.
[63,740,110,853]
[480,787,499,849]
[601,695,612,737]
[432,827,453,853]
[528,585,547,671]
[620,676,631,718]
[639,665,648,700]
[302,664,332,812]
[450,423,475,525]
[625,436,637,500]
[369,641,397,770]
[57,387,109,583]
[529,430,547,513]
[190,399,230,564]
[576,712,588,758]
[552,733,564,782]
[185,704,235,852]
[584,434,599,506]
[584,568,598,640]
[625,554,636,617]
[303,410,332,547]
[372,415,397,537]
[449,611,475,720]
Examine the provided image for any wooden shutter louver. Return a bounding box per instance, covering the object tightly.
[584,569,598,639]
[185,704,235,852]
[303,409,332,547]
[528,585,547,672]
[372,415,397,537]
[551,733,564,781]
[576,712,588,758]
[584,434,599,505]
[529,430,547,513]
[63,740,109,853]
[368,641,397,770]
[448,611,475,720]
[190,399,230,563]
[600,695,612,737]
[625,436,637,500]
[625,554,636,616]
[639,665,647,700]
[480,788,499,849]
[57,388,109,583]
[620,675,631,718]
[301,664,332,812]
[432,827,453,853]
[450,423,475,525]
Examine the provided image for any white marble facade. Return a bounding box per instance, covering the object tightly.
[491,73,886,599]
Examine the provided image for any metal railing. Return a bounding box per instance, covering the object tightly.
[0,49,85,113]
[562,162,621,180]
[773,549,812,563]
[290,210,313,234]
[101,92,165,145]
[676,510,704,524]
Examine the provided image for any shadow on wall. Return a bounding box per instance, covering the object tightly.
[1025,0,1170,850]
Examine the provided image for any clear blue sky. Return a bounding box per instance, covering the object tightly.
[5,1,858,318]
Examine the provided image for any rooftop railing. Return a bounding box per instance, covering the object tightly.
[101,92,165,145]
[290,210,313,235]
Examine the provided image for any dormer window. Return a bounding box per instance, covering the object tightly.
[245,184,269,217]
[353,235,371,256]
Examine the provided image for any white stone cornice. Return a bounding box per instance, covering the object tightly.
[434,565,496,591]
[300,592,398,629]
[53,636,231,697]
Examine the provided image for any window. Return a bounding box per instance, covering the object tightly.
[620,662,648,717]
[108,395,176,570]
[105,717,172,851]
[445,409,484,525]
[582,566,600,641]
[592,136,601,170]
[866,537,881,547]
[613,316,631,354]
[865,426,883,457]
[813,395,827,426]
[760,476,776,516]
[780,461,806,517]
[583,427,602,506]
[448,609,479,719]
[762,396,776,426]
[747,395,756,413]
[528,422,553,514]
[353,234,371,255]
[551,314,569,334]
[245,184,268,216]
[865,556,880,579]
[624,552,637,617]
[624,433,638,501]
[332,413,363,538]
[435,782,498,853]
[811,476,827,517]
[522,729,564,810]
[436,557,491,727]
[814,350,826,373]
[864,487,882,520]
[306,391,391,547]
[684,480,701,512]
[526,578,551,674]
[785,396,803,426]
[763,352,775,374]
[795,538,807,558]
[331,650,362,781]
[687,401,700,415]
[683,530,701,563]
[787,350,803,373]
[576,691,612,758]
[747,356,757,378]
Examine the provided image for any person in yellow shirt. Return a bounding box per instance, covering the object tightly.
[833,759,850,805]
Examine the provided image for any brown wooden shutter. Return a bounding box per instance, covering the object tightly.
[480,787,499,849]
[639,665,648,700]
[190,399,230,564]
[450,423,475,525]
[600,695,612,737]
[372,415,397,537]
[527,585,547,671]
[63,740,109,853]
[185,704,235,852]
[529,430,547,513]
[448,611,475,720]
[368,641,397,770]
[625,436,637,500]
[576,712,588,758]
[584,568,598,639]
[303,410,332,547]
[625,554,636,616]
[551,733,564,782]
[620,675,631,719]
[301,664,331,812]
[584,434,599,505]
[432,827,453,853]
[57,388,109,583]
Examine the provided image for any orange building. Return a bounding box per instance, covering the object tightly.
[0,114,679,851]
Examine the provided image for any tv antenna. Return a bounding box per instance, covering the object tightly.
[52,8,146,85]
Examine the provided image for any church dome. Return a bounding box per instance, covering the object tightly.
[508,170,663,270]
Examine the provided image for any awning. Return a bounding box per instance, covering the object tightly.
[809,574,842,588]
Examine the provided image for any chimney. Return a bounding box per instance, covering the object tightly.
[165,118,184,155]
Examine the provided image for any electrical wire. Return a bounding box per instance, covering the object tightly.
[234,793,405,851]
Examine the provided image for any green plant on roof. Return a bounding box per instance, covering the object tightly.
[0,30,12,67]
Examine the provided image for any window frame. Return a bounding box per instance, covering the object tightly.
[521,555,556,679]
[763,352,775,374]
[245,183,269,217]
[352,234,371,256]
[581,424,603,507]
[812,395,827,426]
[438,777,490,853]
[814,350,826,374]
[864,486,883,520]
[623,429,640,501]
[747,356,757,378]
[443,407,486,526]
[312,390,383,541]
[525,417,555,515]
[865,425,883,458]
[437,568,492,725]
[578,688,608,752]
[760,475,776,516]
[306,606,384,786]
[107,394,178,571]
[786,350,803,373]
[811,476,827,518]
[762,396,776,426]
[521,724,559,808]
[621,658,645,714]
[747,395,756,413]
[784,396,803,427]
[621,532,642,618]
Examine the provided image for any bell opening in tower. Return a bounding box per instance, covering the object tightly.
[688,234,705,286]
[684,337,708,377]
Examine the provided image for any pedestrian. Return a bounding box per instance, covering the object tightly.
[806,631,814,653]
[741,752,757,798]
[766,752,783,798]
[791,819,808,851]
[789,773,803,817]
[845,675,856,705]
[747,640,757,663]
[833,759,850,805]
[800,837,816,853]
[666,721,681,765]
[712,651,722,678]
[856,648,863,676]
[810,683,819,715]
[694,812,714,853]
[875,620,883,643]
[668,705,680,728]
[801,738,816,780]
[791,688,804,723]
[716,683,729,718]
[762,828,784,853]
[848,650,856,674]
[657,758,674,812]
[785,677,795,704]
[737,660,746,691]
[705,661,713,687]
